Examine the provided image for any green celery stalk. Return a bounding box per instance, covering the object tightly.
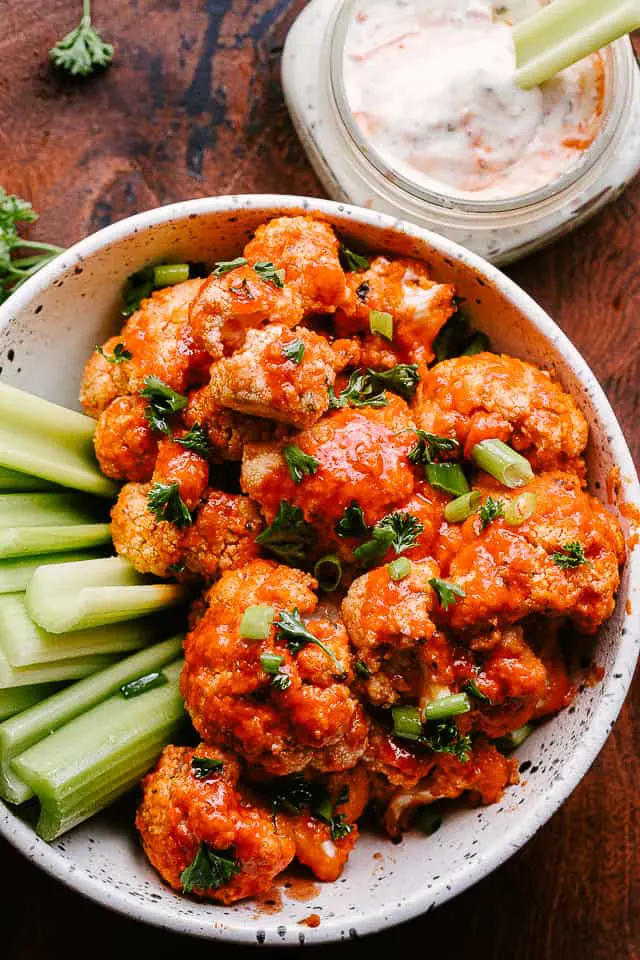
[0,492,105,527]
[0,523,111,560]
[0,647,118,690]
[26,556,186,634]
[0,594,159,667]
[0,550,106,594]
[0,466,59,493]
[0,383,117,498]
[0,635,182,805]
[514,0,640,89]
[0,683,62,722]
[12,658,185,840]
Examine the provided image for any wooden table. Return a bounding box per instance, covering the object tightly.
[1,2,638,957]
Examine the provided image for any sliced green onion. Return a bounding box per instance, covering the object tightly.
[0,683,62,722]
[0,635,182,804]
[153,263,190,287]
[497,723,535,752]
[504,492,537,526]
[119,671,167,699]
[0,466,59,493]
[425,462,469,498]
[388,557,412,581]
[471,439,534,489]
[313,554,343,592]
[417,807,443,836]
[239,605,275,640]
[0,550,106,595]
[423,693,470,721]
[369,310,393,341]
[392,705,423,741]
[260,652,284,675]
[444,490,481,523]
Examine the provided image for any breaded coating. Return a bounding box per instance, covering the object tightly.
[110,482,186,577]
[183,385,282,462]
[278,766,370,882]
[335,256,456,364]
[152,438,209,512]
[240,396,417,539]
[181,560,368,776]
[183,490,263,580]
[136,744,295,904]
[93,396,158,482]
[415,352,589,474]
[80,336,131,419]
[190,265,304,360]
[244,216,348,314]
[208,324,349,429]
[445,472,625,635]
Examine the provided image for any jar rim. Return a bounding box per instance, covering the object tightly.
[328,0,634,214]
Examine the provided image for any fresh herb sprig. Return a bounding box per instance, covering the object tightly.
[335,502,370,539]
[141,376,188,437]
[0,189,64,304]
[282,339,305,364]
[283,445,320,484]
[354,512,423,568]
[255,501,317,565]
[191,757,224,779]
[429,577,466,610]
[407,429,460,466]
[270,775,352,839]
[550,541,589,569]
[275,608,341,669]
[180,844,240,893]
[339,244,370,272]
[479,496,504,530]
[175,424,211,458]
[330,365,420,408]
[147,481,193,528]
[96,342,131,364]
[50,0,113,77]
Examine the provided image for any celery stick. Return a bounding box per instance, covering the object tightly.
[0,492,105,527]
[0,466,59,493]
[0,550,106,594]
[0,523,112,560]
[0,383,117,498]
[0,683,62,721]
[514,0,640,89]
[13,658,185,839]
[0,647,117,689]
[26,556,186,634]
[0,635,182,804]
[0,594,159,667]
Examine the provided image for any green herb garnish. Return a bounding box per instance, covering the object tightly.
[253,261,285,287]
[479,496,504,530]
[175,424,211,458]
[255,500,317,565]
[407,429,460,466]
[141,375,188,436]
[180,844,240,893]
[0,189,64,304]
[212,256,248,276]
[339,244,370,271]
[550,541,588,569]
[429,577,466,610]
[50,0,113,77]
[335,502,370,539]
[283,445,320,484]
[191,757,224,779]
[354,512,423,568]
[96,342,131,364]
[463,680,492,704]
[282,339,305,364]
[147,481,193,528]
[276,608,341,668]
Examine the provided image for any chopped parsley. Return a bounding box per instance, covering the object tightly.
[147,481,193,528]
[253,261,285,287]
[354,512,423,568]
[212,256,248,276]
[429,577,466,611]
[275,608,341,668]
[407,429,460,466]
[339,244,370,272]
[191,757,224,779]
[329,369,388,409]
[141,375,188,437]
[550,541,589,569]
[421,719,472,762]
[282,339,305,364]
[270,775,352,839]
[175,424,211,458]
[282,444,320,484]
[96,342,131,364]
[180,844,240,893]
[368,364,420,401]
[255,501,317,565]
[479,496,504,530]
[335,502,370,539]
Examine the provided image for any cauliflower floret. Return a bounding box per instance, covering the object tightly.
[445,472,625,635]
[181,560,368,776]
[110,482,185,577]
[136,744,295,904]
[415,352,589,475]
[208,324,350,429]
[93,396,158,482]
[152,437,209,512]
[183,490,263,580]
[335,256,456,364]
[79,337,131,419]
[183,385,283,462]
[243,216,348,314]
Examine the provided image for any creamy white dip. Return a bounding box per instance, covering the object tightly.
[342,0,605,200]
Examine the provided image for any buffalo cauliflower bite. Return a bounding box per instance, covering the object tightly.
[80,336,131,419]
[335,256,456,364]
[183,490,263,580]
[136,744,295,903]
[240,396,418,542]
[208,324,351,429]
[152,438,209,512]
[415,352,589,475]
[93,396,158,482]
[181,559,368,776]
[183,385,282,462]
[243,216,348,314]
[445,472,625,635]
[110,482,186,577]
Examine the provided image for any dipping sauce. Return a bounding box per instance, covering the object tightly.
[342,0,605,201]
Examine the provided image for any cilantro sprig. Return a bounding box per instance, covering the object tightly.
[330,365,420,408]
[429,577,466,610]
[335,502,370,539]
[479,496,504,530]
[96,342,131,365]
[175,424,211,459]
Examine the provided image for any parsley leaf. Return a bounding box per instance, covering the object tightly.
[141,375,188,436]
[335,502,370,539]
[407,429,460,465]
[275,608,341,668]
[479,496,504,530]
[255,500,317,565]
[212,256,248,276]
[463,680,492,705]
[96,342,131,365]
[269,776,352,839]
[175,424,211,458]
[354,512,423,568]
[330,369,388,409]
[329,815,352,841]
[191,757,224,779]
[0,189,64,304]
[49,0,113,77]
[180,844,240,893]
[283,445,320,484]
[429,577,466,610]
[270,775,316,816]
[147,482,193,528]
[420,719,472,762]
[339,244,370,272]
[353,526,395,568]
[253,261,285,287]
[368,364,420,401]
[282,339,305,364]
[550,541,589,569]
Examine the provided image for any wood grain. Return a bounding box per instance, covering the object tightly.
[0,3,638,957]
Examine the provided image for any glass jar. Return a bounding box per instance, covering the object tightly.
[282,0,640,265]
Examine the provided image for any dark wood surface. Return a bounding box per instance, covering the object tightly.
[1,2,638,957]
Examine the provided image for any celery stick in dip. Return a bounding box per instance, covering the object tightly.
[342,0,605,201]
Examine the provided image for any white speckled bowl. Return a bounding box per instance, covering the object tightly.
[0,196,638,945]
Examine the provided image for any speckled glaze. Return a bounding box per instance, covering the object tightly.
[0,196,638,946]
